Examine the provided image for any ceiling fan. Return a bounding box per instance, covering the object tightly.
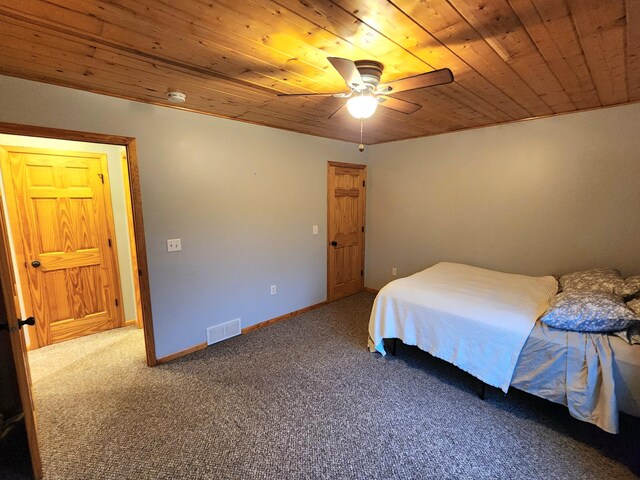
[277,57,454,120]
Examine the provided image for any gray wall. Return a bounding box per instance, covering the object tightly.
[365,103,640,289]
[0,75,363,358]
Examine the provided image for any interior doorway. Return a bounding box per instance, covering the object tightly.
[0,122,157,480]
[326,161,366,302]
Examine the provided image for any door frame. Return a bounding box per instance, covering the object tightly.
[0,122,157,366]
[326,161,366,302]
[0,196,42,478]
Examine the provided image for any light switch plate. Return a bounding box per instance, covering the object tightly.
[167,238,182,252]
[312,225,319,235]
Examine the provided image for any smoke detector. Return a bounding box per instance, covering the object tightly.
[166,91,186,103]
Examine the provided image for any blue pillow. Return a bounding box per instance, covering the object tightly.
[541,291,640,333]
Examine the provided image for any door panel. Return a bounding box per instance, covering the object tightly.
[327,162,366,301]
[0,197,42,479]
[1,147,123,346]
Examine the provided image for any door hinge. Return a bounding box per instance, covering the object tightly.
[98,173,104,184]
[361,226,364,232]
[108,238,112,247]
[115,298,119,307]
[363,180,365,187]
[361,270,364,276]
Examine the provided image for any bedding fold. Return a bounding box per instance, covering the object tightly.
[567,331,618,433]
[512,323,619,433]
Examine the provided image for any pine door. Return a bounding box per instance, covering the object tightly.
[1,147,123,347]
[327,162,366,301]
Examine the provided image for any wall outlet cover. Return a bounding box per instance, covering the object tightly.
[167,238,182,252]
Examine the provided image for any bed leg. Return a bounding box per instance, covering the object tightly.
[478,381,486,401]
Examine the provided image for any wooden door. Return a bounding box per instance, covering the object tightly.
[1,146,123,347]
[327,162,366,301]
[0,198,42,479]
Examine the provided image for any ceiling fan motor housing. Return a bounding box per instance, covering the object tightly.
[354,60,384,91]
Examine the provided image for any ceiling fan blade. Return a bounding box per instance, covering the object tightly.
[377,68,454,94]
[328,104,348,119]
[377,95,422,114]
[328,57,365,91]
[276,92,351,97]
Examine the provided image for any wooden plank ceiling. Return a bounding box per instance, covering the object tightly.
[0,0,637,144]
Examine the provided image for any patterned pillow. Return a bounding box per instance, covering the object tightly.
[625,276,640,297]
[541,291,640,333]
[559,269,629,296]
[628,298,640,316]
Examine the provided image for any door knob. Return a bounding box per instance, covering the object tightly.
[18,317,35,329]
[31,260,41,268]
[331,241,338,246]
[0,317,35,332]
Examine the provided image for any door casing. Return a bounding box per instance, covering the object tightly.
[0,188,43,478]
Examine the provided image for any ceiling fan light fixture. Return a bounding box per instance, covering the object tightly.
[346,94,378,119]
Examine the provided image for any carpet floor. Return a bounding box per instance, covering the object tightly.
[21,292,640,479]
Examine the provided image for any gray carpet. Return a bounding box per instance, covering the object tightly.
[23,292,640,479]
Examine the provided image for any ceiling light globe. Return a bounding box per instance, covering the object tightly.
[346,95,378,119]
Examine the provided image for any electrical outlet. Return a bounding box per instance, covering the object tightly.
[167,238,182,252]
[392,267,397,276]
[270,284,277,295]
[312,225,319,235]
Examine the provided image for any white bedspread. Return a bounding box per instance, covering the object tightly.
[368,262,558,392]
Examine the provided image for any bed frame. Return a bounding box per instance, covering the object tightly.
[386,337,488,400]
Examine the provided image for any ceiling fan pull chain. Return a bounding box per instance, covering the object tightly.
[359,120,365,152]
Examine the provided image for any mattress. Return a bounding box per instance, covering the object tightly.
[369,262,558,392]
[512,321,640,419]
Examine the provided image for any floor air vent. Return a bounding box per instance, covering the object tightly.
[207,318,241,345]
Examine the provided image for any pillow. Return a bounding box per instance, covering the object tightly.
[624,276,640,297]
[559,269,629,296]
[627,298,640,316]
[541,291,640,333]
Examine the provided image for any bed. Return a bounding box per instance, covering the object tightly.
[368,262,640,433]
